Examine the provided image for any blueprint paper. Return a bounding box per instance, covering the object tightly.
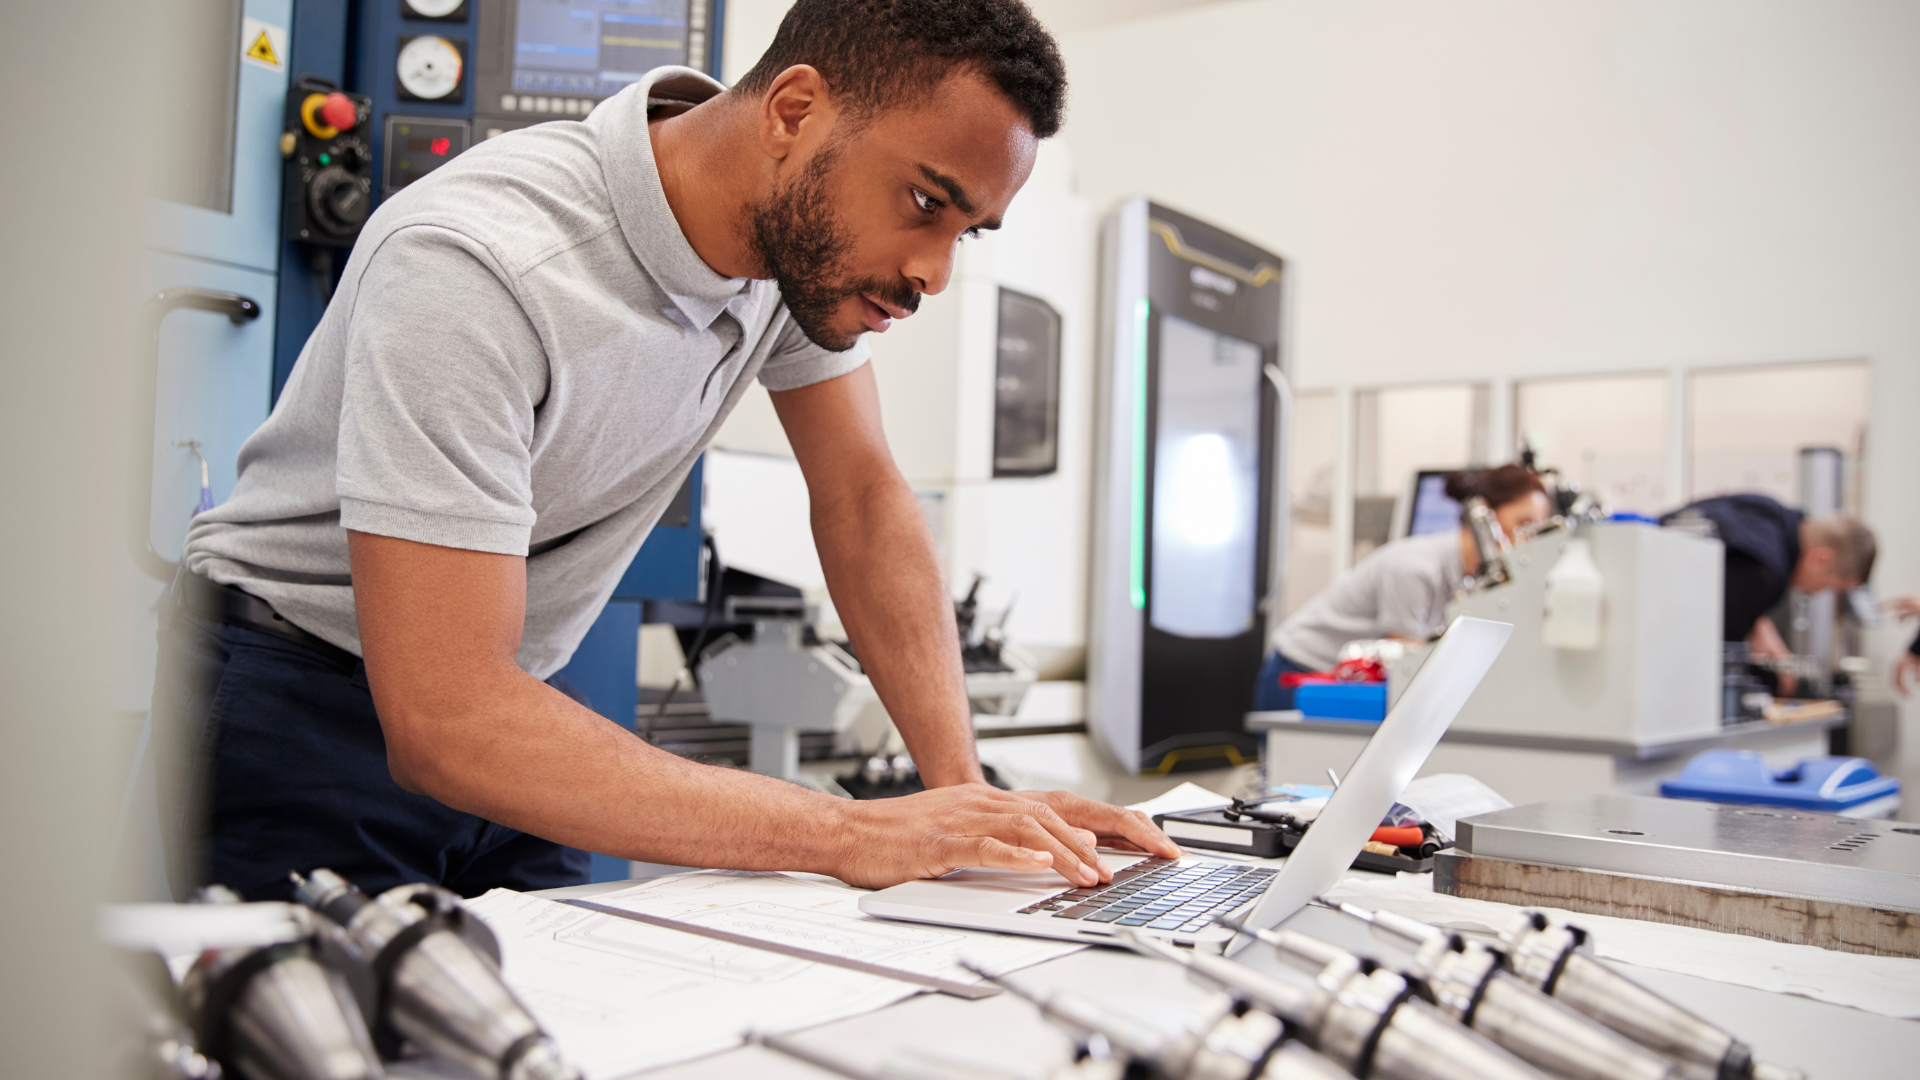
[1321,873,1920,1020]
[464,889,919,1078]
[1126,782,1235,818]
[595,870,1085,984]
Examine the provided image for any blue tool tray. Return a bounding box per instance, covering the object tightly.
[1659,749,1901,815]
[1295,682,1388,722]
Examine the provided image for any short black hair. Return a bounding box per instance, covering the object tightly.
[733,0,1067,139]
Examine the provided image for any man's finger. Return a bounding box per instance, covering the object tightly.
[994,811,1101,886]
[939,834,1054,877]
[943,826,1093,887]
[1013,800,1111,884]
[1037,793,1183,859]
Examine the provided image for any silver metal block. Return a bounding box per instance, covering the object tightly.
[1457,794,1920,911]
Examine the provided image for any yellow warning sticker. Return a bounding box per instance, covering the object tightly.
[246,31,277,65]
[241,17,286,72]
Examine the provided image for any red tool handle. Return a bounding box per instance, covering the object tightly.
[1370,826,1425,848]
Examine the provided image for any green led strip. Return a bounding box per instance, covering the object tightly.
[1130,298,1149,611]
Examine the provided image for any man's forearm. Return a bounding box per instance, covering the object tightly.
[378,664,864,869]
[811,474,983,787]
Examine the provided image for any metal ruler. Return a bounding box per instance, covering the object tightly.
[557,898,1000,1000]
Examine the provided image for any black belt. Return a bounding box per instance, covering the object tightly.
[175,571,355,665]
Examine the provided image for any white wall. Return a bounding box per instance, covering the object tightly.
[1055,0,1920,787]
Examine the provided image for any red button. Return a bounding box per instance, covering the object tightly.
[319,93,358,133]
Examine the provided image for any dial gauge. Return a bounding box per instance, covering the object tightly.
[396,35,463,101]
[402,0,467,17]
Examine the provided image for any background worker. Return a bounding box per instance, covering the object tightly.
[1255,465,1552,710]
[1661,493,1877,697]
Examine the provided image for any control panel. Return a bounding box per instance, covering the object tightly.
[280,77,374,247]
[471,0,724,140]
[353,1,725,200]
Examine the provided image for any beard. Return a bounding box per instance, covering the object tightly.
[748,144,919,352]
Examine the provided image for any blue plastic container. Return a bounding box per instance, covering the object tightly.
[1295,682,1388,722]
[1659,749,1902,817]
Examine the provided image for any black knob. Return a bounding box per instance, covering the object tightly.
[308,166,370,238]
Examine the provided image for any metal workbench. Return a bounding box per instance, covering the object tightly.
[536,857,1919,1080]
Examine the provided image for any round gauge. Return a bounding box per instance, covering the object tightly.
[402,0,466,17]
[396,36,463,101]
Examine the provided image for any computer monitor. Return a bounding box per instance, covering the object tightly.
[1406,469,1462,537]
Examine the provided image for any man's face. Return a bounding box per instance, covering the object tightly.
[749,69,1039,352]
[1793,547,1858,595]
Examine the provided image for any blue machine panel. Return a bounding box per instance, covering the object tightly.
[354,0,482,207]
[146,0,296,274]
[614,456,706,602]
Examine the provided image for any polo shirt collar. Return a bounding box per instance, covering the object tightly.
[595,66,750,330]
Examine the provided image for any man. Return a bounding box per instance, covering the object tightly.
[157,0,1177,902]
[1662,493,1876,695]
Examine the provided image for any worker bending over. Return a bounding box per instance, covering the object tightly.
[154,0,1177,901]
[1256,465,1552,710]
[1662,493,1876,697]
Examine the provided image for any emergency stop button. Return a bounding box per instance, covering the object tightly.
[319,93,358,132]
[301,91,360,139]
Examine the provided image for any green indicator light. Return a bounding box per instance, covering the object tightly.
[318,153,331,165]
[1129,298,1150,611]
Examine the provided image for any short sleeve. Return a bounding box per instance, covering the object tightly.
[335,225,549,555]
[756,308,871,392]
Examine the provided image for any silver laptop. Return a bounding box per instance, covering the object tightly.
[858,617,1512,951]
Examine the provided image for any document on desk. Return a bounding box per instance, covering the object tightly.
[464,888,919,1078]
[590,870,1085,987]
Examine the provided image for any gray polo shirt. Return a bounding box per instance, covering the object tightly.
[185,67,868,679]
[1269,529,1465,670]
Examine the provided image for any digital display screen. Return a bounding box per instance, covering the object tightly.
[1150,314,1263,639]
[1408,472,1463,536]
[383,117,471,194]
[512,0,689,97]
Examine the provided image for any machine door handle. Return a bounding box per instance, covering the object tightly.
[131,288,262,581]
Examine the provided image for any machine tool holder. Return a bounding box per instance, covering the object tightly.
[1153,803,1447,871]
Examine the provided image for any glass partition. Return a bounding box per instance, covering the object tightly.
[1351,383,1485,563]
[1689,361,1869,513]
[1514,372,1670,515]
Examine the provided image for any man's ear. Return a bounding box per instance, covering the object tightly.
[758,65,833,163]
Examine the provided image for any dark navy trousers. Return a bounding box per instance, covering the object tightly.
[152,608,590,901]
[1253,651,1318,712]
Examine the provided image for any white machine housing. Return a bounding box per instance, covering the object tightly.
[1427,522,1725,745]
[697,613,878,780]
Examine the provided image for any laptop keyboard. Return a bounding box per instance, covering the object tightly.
[1015,858,1279,934]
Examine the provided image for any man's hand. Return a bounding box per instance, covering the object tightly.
[1883,595,1920,621]
[830,785,1182,891]
[1748,615,1798,698]
[1896,654,1920,697]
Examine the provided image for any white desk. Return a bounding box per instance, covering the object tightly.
[536,876,1920,1080]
